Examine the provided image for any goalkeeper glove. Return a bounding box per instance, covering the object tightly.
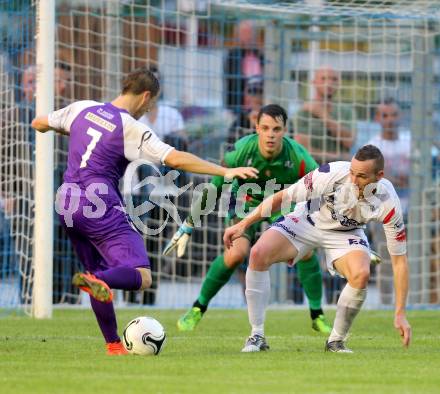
[162,218,194,257]
[370,249,382,265]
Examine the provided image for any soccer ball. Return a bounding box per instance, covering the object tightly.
[122,316,166,356]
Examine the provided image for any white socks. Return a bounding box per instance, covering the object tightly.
[328,283,367,342]
[245,268,271,337]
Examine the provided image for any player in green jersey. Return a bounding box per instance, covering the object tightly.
[163,104,332,334]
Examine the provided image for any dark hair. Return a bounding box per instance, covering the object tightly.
[147,63,160,81]
[246,75,263,96]
[256,104,288,126]
[354,144,384,172]
[121,67,160,97]
[55,62,71,72]
[382,97,396,106]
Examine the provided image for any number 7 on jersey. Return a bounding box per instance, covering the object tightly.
[80,127,102,168]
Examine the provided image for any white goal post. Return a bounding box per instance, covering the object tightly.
[33,0,55,318]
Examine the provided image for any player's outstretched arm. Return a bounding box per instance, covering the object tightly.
[390,254,411,347]
[164,149,258,180]
[31,116,69,136]
[224,188,290,249]
[163,175,225,257]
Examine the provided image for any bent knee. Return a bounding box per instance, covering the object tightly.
[139,279,152,291]
[137,268,152,290]
[249,244,271,270]
[351,267,370,288]
[224,251,246,269]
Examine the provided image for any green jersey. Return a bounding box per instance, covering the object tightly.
[189,134,317,242]
[212,134,317,217]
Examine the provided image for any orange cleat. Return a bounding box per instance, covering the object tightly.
[72,272,113,303]
[106,341,129,356]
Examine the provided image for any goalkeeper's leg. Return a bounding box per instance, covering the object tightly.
[296,251,332,334]
[177,237,250,331]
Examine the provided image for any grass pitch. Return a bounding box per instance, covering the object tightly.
[0,309,439,394]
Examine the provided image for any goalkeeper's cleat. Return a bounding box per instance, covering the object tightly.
[370,249,382,265]
[241,334,270,353]
[177,307,203,331]
[106,341,128,356]
[163,219,194,257]
[325,340,353,353]
[72,272,113,303]
[312,314,332,334]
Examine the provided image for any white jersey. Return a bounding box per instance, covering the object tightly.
[285,161,407,256]
[138,104,185,139]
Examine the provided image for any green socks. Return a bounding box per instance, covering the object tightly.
[197,255,236,307]
[196,253,322,312]
[296,253,323,310]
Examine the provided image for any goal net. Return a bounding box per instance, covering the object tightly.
[1,0,439,313]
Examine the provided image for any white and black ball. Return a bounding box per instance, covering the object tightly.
[122,316,166,356]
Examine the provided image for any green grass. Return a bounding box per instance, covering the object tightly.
[0,309,439,394]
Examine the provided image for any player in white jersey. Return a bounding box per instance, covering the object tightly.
[224,145,412,353]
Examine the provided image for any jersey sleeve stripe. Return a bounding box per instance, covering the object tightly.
[383,207,396,224]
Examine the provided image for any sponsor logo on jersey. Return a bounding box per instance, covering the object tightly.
[97,108,115,120]
[284,160,293,168]
[272,222,296,238]
[85,112,116,132]
[288,215,299,223]
[348,238,369,247]
[138,130,152,149]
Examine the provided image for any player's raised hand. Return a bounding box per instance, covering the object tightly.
[162,219,194,257]
[394,314,411,347]
[223,223,246,249]
[224,167,259,181]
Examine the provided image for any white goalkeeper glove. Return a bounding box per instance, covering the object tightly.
[162,219,194,257]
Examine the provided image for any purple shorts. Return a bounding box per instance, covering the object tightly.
[59,195,150,273]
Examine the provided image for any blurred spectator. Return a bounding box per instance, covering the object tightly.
[227,75,263,144]
[131,64,189,305]
[17,62,73,303]
[293,66,356,164]
[367,99,410,304]
[368,98,410,213]
[0,196,17,276]
[138,64,187,150]
[19,63,71,124]
[224,20,264,115]
[293,66,355,302]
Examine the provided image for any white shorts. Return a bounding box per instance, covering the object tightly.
[269,211,370,276]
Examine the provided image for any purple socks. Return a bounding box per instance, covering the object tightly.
[90,296,119,343]
[95,267,142,290]
[90,267,143,344]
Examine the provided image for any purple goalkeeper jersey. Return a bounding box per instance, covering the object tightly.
[48,100,173,203]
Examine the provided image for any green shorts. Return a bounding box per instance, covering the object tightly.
[225,216,262,245]
[225,211,283,245]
